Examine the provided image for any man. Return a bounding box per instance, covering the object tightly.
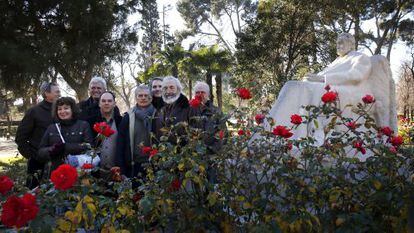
[86,91,122,170]
[150,77,165,110]
[79,76,120,120]
[154,76,191,142]
[115,85,156,179]
[189,81,225,153]
[15,82,60,188]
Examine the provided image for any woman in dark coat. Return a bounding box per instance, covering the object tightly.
[38,97,93,177]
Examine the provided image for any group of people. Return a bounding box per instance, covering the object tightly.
[15,76,223,189]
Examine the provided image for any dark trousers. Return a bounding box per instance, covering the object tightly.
[26,157,45,189]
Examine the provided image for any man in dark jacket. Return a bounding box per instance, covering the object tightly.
[79,76,120,120]
[15,82,60,188]
[86,91,122,170]
[115,85,156,180]
[189,81,225,153]
[154,76,191,144]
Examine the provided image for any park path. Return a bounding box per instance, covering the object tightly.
[0,137,22,164]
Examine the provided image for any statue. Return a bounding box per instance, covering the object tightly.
[265,33,397,146]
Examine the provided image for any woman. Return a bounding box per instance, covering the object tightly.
[38,97,93,177]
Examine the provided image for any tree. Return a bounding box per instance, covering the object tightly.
[177,0,257,53]
[191,45,231,108]
[397,53,414,120]
[138,0,163,70]
[0,0,139,100]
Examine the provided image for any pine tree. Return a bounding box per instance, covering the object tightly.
[139,0,163,70]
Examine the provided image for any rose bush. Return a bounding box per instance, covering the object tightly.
[1,87,413,232]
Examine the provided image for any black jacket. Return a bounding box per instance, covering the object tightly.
[189,100,226,153]
[15,100,54,160]
[154,94,191,143]
[38,119,93,175]
[78,96,121,121]
[86,111,122,139]
[115,108,156,177]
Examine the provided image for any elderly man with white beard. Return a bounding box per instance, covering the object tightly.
[154,76,191,144]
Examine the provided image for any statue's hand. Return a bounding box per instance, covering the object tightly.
[304,73,324,82]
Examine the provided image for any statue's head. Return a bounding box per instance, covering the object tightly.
[336,33,355,56]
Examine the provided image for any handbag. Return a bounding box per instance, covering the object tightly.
[55,123,100,168]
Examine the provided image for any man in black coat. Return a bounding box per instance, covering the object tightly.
[154,76,191,144]
[79,76,120,120]
[15,82,61,188]
[86,91,122,170]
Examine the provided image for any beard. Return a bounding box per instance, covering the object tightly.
[163,92,180,104]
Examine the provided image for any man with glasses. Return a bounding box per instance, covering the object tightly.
[115,85,156,180]
[15,82,60,188]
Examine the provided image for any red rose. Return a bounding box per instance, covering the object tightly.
[324,85,331,91]
[0,176,14,195]
[255,114,265,124]
[142,146,152,155]
[149,149,158,158]
[132,192,142,203]
[389,146,397,154]
[93,122,115,137]
[287,142,293,150]
[352,140,366,154]
[219,130,224,140]
[238,129,245,136]
[380,126,393,137]
[321,91,338,103]
[362,94,375,104]
[110,167,122,182]
[236,88,252,100]
[81,163,93,170]
[171,179,181,191]
[390,135,404,147]
[51,164,78,191]
[290,114,302,125]
[345,121,358,130]
[189,95,202,108]
[272,125,293,138]
[1,193,39,228]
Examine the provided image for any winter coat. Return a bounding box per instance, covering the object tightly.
[38,119,93,176]
[115,106,156,178]
[154,94,192,144]
[15,100,54,181]
[189,100,226,153]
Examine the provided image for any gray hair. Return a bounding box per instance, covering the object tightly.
[40,82,58,98]
[135,85,152,100]
[337,33,355,49]
[89,76,107,90]
[194,81,210,95]
[149,77,164,91]
[162,76,182,93]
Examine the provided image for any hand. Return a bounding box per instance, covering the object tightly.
[49,142,65,156]
[304,73,324,82]
[81,143,92,150]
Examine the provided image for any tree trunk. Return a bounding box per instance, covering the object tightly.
[206,72,213,103]
[215,73,223,110]
[75,84,90,102]
[188,79,192,99]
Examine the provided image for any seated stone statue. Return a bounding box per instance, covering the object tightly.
[265,33,397,145]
